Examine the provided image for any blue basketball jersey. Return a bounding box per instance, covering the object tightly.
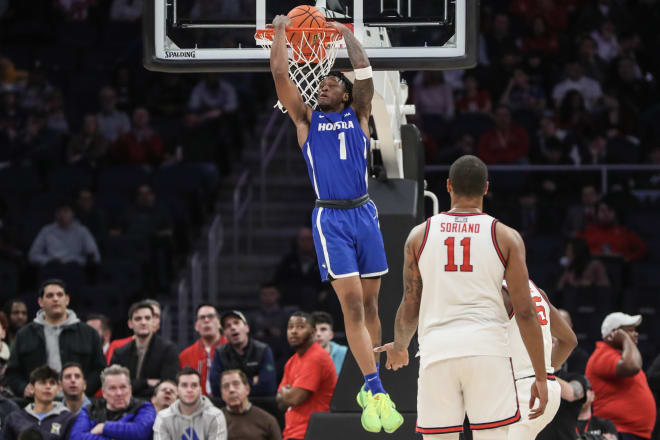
[302,107,369,200]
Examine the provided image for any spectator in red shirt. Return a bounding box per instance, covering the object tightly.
[455,74,492,114]
[586,312,657,440]
[179,304,228,396]
[477,105,530,164]
[112,107,164,166]
[277,312,337,440]
[578,201,647,262]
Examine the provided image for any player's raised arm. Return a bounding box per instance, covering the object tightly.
[270,15,311,126]
[497,221,548,418]
[328,21,373,123]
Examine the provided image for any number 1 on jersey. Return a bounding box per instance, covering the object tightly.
[444,237,473,272]
[338,132,347,160]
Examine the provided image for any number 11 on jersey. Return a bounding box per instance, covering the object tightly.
[444,237,473,272]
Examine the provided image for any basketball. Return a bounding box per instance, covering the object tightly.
[287,5,327,62]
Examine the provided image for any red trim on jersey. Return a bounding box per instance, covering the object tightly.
[440,211,487,216]
[530,279,551,305]
[491,219,507,267]
[548,374,556,381]
[416,218,432,262]
[470,358,521,430]
[416,424,464,434]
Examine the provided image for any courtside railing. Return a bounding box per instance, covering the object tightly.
[260,108,293,226]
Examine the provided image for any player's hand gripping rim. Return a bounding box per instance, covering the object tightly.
[373,342,409,371]
[528,378,548,420]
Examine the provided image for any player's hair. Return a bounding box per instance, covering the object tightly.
[448,155,488,198]
[127,301,154,320]
[311,311,333,329]
[221,369,250,387]
[29,365,59,385]
[38,279,67,298]
[101,364,131,386]
[322,71,353,108]
[195,303,218,318]
[143,298,161,312]
[290,311,315,327]
[176,366,202,385]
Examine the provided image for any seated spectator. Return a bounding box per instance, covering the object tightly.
[220,370,281,440]
[311,311,347,375]
[28,203,101,267]
[558,238,611,289]
[188,74,238,117]
[60,362,91,415]
[586,313,656,440]
[6,279,105,397]
[96,87,130,143]
[0,392,19,433]
[153,367,227,440]
[591,20,620,64]
[412,71,455,118]
[43,89,68,134]
[179,304,228,396]
[66,114,108,167]
[521,16,559,57]
[3,299,28,347]
[250,284,289,365]
[209,311,276,398]
[576,384,618,440]
[76,190,107,243]
[455,74,492,114]
[105,299,161,364]
[70,364,156,440]
[86,314,112,357]
[112,107,164,166]
[477,105,530,164]
[563,184,600,238]
[277,312,337,440]
[110,0,143,22]
[273,227,324,311]
[17,111,63,172]
[552,61,603,112]
[577,35,609,84]
[434,133,476,165]
[110,301,179,398]
[19,63,52,113]
[499,68,545,114]
[151,380,177,413]
[2,366,75,440]
[483,12,518,65]
[578,200,647,261]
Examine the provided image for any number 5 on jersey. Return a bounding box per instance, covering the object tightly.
[444,237,473,272]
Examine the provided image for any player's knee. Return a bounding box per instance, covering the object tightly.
[339,293,365,322]
[363,296,379,318]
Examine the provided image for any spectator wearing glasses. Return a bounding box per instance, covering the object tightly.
[179,304,227,396]
[151,380,177,413]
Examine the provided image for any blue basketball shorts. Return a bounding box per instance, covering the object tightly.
[311,200,389,281]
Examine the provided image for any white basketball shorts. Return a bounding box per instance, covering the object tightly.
[507,375,561,440]
[416,356,521,435]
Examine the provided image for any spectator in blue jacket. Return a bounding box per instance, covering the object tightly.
[2,365,75,440]
[209,311,276,398]
[70,364,156,440]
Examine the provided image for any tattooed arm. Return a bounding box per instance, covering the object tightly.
[375,222,426,371]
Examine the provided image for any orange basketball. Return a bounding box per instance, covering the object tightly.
[286,5,327,62]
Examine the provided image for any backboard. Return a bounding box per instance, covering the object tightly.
[143,0,479,72]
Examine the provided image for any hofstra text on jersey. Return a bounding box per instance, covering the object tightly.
[317,120,355,131]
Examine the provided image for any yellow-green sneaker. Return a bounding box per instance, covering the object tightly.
[356,384,371,409]
[373,393,404,434]
[360,392,382,433]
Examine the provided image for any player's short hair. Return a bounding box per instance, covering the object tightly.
[127,301,154,320]
[221,369,250,386]
[60,362,84,381]
[448,155,488,198]
[87,314,111,333]
[29,365,59,385]
[290,311,315,327]
[311,311,333,329]
[195,303,218,318]
[101,364,131,385]
[322,71,353,108]
[39,279,67,298]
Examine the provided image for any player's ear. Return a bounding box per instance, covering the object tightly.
[484,181,490,195]
[446,179,452,194]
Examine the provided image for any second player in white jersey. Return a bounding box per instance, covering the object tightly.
[503,280,578,440]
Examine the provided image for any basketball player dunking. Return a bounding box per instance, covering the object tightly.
[377,155,549,440]
[269,16,403,433]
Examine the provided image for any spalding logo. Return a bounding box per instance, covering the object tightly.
[165,51,196,59]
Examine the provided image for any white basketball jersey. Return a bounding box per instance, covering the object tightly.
[417,212,509,367]
[505,279,554,379]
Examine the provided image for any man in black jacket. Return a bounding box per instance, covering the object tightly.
[110,301,179,398]
[2,365,76,440]
[5,279,105,397]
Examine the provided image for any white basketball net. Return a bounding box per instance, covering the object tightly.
[255,29,342,112]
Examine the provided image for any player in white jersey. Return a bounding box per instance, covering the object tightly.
[376,155,548,440]
[502,280,577,440]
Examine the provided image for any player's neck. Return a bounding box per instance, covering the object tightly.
[448,198,483,213]
[319,104,343,113]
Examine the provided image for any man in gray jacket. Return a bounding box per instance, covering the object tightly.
[153,367,227,440]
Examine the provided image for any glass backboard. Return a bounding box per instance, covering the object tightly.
[143,0,479,72]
